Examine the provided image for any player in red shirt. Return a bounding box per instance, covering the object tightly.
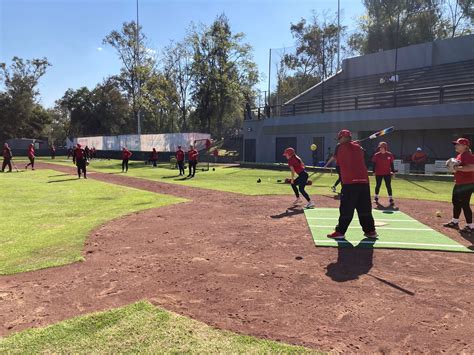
[327,130,377,240]
[372,141,395,206]
[25,143,36,170]
[150,148,158,167]
[283,147,314,209]
[176,146,185,176]
[443,138,474,234]
[121,147,132,173]
[187,145,199,178]
[75,143,87,179]
[1,143,13,173]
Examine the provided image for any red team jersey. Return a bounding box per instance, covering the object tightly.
[121,150,132,160]
[75,148,85,160]
[188,149,198,161]
[372,151,394,176]
[3,147,12,159]
[287,155,305,174]
[335,141,369,184]
[176,149,185,161]
[454,151,474,185]
[28,147,35,158]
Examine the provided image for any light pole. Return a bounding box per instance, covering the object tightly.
[136,0,142,135]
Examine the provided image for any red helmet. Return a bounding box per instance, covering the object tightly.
[337,129,352,139]
[452,138,470,147]
[283,147,295,157]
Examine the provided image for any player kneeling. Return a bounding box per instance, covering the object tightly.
[283,147,314,209]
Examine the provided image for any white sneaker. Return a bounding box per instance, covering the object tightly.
[293,198,302,205]
[305,201,315,209]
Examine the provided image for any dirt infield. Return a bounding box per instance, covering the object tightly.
[1,163,474,352]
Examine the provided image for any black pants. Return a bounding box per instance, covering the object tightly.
[178,160,185,175]
[188,161,197,176]
[375,175,392,196]
[76,159,86,178]
[336,184,375,235]
[333,166,342,187]
[291,171,311,202]
[2,158,12,172]
[151,159,157,167]
[122,159,129,172]
[26,157,35,169]
[452,184,473,224]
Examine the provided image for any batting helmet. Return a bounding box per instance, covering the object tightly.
[283,147,296,157]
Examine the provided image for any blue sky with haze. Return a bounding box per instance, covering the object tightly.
[0,0,364,108]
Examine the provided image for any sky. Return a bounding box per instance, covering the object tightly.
[0,0,365,108]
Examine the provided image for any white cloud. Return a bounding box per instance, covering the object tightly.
[96,47,103,52]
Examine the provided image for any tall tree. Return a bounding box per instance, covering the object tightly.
[189,14,259,137]
[0,57,51,141]
[276,12,344,104]
[103,21,156,133]
[349,0,446,55]
[163,38,194,131]
[443,0,474,37]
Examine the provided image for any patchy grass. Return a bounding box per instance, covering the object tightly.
[0,169,184,275]
[0,301,317,354]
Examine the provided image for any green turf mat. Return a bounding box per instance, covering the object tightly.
[304,208,472,253]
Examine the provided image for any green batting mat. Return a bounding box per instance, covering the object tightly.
[304,208,472,253]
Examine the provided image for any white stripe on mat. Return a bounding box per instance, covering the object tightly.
[313,240,467,248]
[308,225,432,231]
[307,208,400,213]
[306,217,415,222]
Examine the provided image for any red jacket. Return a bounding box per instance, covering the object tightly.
[372,151,394,176]
[188,149,199,162]
[122,150,132,160]
[75,148,85,160]
[288,155,305,174]
[151,150,158,160]
[176,149,184,162]
[28,146,35,159]
[334,141,369,184]
[3,147,12,159]
[454,151,474,185]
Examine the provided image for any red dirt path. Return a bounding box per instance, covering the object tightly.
[1,162,474,353]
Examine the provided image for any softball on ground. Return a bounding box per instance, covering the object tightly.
[310,144,317,151]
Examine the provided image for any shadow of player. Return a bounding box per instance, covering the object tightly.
[375,202,399,211]
[47,178,81,183]
[270,206,305,219]
[459,230,474,250]
[325,238,374,282]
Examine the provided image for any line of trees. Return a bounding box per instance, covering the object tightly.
[1,1,472,144]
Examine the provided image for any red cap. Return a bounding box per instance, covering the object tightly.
[77,143,81,148]
[337,129,352,139]
[452,138,470,147]
[283,147,295,157]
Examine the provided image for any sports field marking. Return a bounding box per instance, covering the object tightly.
[312,240,468,248]
[309,225,433,231]
[304,208,472,253]
[306,217,416,222]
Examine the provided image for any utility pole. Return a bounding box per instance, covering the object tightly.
[393,10,400,107]
[337,0,340,71]
[136,0,142,135]
[268,48,272,117]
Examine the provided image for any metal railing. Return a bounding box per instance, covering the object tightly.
[246,82,474,120]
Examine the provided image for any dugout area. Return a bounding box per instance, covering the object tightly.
[305,208,472,253]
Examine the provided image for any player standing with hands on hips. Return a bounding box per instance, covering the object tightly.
[176,145,185,176]
[121,147,132,173]
[372,141,395,206]
[327,130,378,240]
[444,138,474,234]
[283,147,315,209]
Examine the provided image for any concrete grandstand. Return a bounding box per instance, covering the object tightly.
[243,35,474,170]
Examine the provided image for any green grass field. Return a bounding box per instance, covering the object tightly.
[38,157,454,202]
[0,169,184,275]
[0,301,315,354]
